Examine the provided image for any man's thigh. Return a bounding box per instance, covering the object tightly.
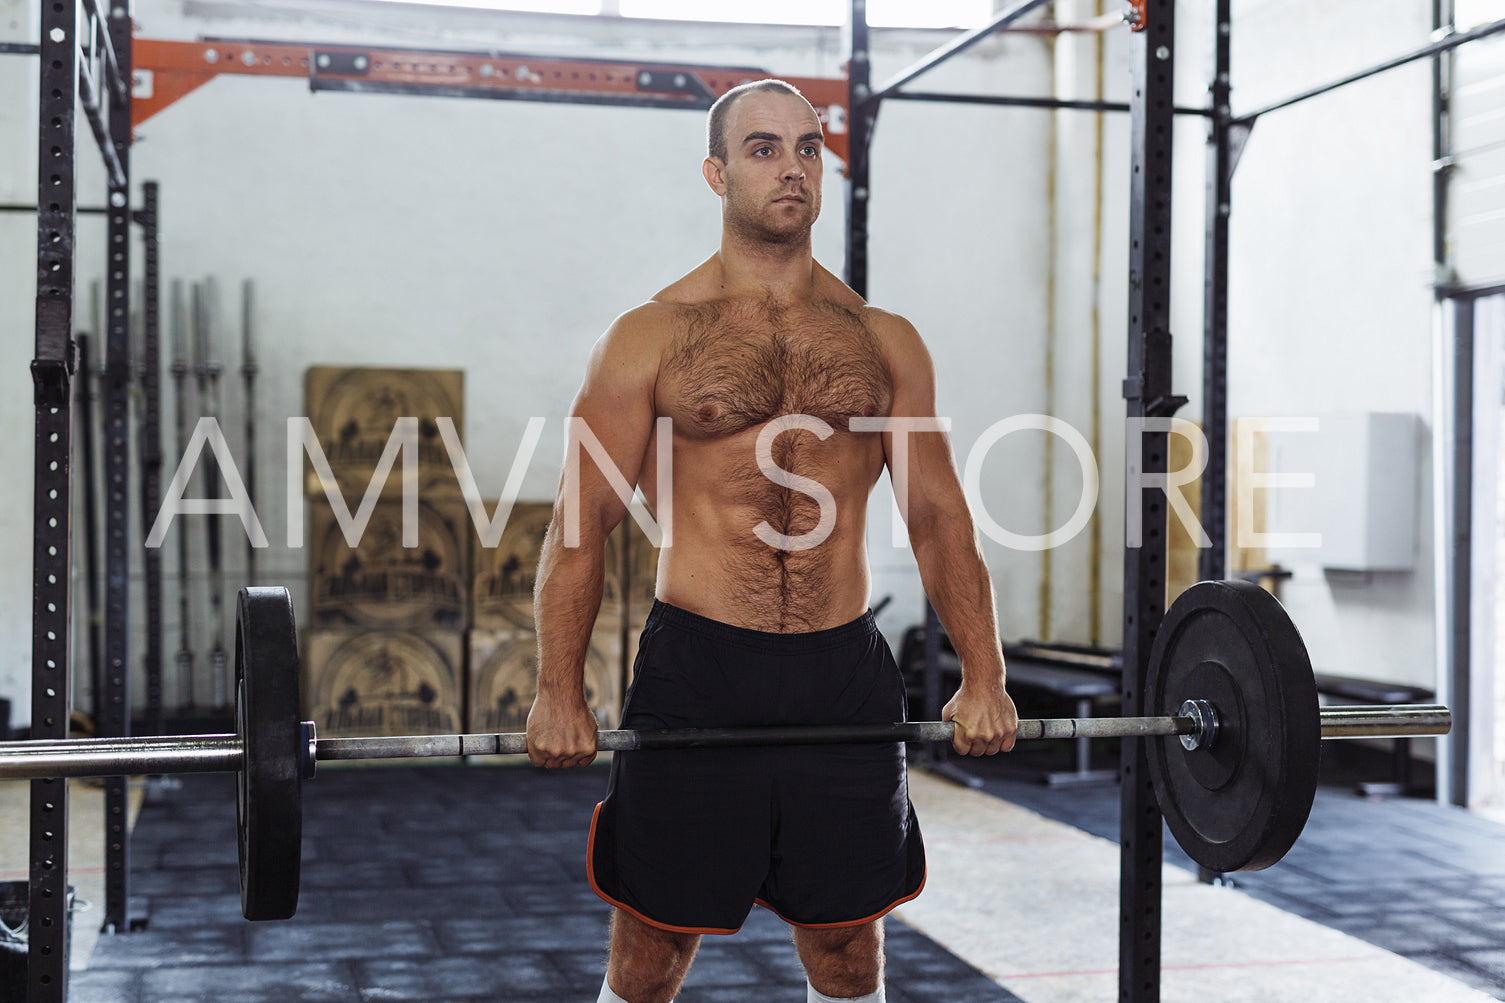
[792,920,884,995]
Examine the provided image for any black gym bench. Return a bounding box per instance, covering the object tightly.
[898,628,1123,784]
[1313,672,1437,797]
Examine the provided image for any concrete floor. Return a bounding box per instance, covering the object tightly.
[952,740,1505,1000]
[66,765,1023,1003]
[900,770,1498,1003]
[0,748,1486,1002]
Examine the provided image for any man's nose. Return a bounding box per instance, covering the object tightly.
[781,155,805,181]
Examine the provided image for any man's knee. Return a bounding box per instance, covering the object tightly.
[606,909,700,1003]
[793,920,885,998]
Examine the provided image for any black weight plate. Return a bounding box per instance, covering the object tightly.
[1145,580,1320,872]
[236,586,303,921]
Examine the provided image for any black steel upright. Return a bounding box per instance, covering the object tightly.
[1120,3,1179,1000]
[139,182,165,738]
[31,0,80,995]
[844,0,873,299]
[102,1,135,935]
[1198,1,1231,585]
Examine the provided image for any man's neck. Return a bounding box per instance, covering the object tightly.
[714,231,817,300]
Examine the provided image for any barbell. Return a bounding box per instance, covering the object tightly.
[0,581,1451,922]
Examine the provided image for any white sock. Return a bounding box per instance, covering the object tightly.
[597,977,673,1003]
[808,982,885,1003]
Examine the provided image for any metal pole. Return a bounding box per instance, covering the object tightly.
[882,91,1211,116]
[170,279,195,710]
[1121,1,1180,998]
[31,0,79,989]
[845,0,873,299]
[1199,0,1232,585]
[867,0,1054,103]
[101,0,135,935]
[139,182,165,738]
[195,279,229,709]
[1450,298,1473,806]
[241,279,258,584]
[1235,16,1505,124]
[77,332,104,726]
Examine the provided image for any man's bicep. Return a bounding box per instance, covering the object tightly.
[879,316,965,524]
[556,319,661,537]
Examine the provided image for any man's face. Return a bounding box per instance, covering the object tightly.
[707,91,824,244]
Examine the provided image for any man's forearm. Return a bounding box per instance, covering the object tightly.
[533,527,608,699]
[913,525,1006,686]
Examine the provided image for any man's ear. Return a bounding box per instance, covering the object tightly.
[703,157,728,197]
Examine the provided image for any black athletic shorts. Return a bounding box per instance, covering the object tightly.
[588,599,927,935]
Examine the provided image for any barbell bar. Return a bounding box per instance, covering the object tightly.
[0,703,1452,782]
[0,582,1458,921]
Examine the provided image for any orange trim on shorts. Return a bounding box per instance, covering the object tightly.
[752,866,928,930]
[586,801,746,937]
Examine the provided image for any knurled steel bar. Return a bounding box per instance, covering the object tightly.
[170,280,195,710]
[0,735,242,779]
[1,41,40,54]
[0,705,1454,780]
[32,0,80,993]
[1450,300,1474,806]
[882,90,1211,116]
[1234,16,1505,125]
[1199,0,1232,584]
[844,0,872,298]
[1121,1,1179,999]
[322,717,1192,761]
[140,182,165,737]
[241,279,257,585]
[102,1,134,934]
[867,0,1054,104]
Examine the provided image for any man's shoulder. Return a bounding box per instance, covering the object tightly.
[809,265,918,338]
[647,255,723,308]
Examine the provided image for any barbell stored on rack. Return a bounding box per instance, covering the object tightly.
[0,581,1452,921]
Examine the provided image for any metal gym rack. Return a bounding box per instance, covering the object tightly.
[13,0,1505,999]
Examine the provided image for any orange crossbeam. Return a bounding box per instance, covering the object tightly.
[132,37,852,165]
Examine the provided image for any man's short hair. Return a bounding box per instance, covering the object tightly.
[706,79,809,163]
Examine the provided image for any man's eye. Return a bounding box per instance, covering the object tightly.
[802,146,818,156]
[756,147,773,156]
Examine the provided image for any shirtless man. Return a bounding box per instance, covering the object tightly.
[526,79,1019,1003]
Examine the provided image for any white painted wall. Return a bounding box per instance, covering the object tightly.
[0,0,1054,720]
[0,0,1461,725]
[0,0,39,731]
[1221,0,1440,692]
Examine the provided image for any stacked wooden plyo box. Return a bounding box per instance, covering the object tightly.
[301,366,471,739]
[469,506,655,734]
[302,365,661,742]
